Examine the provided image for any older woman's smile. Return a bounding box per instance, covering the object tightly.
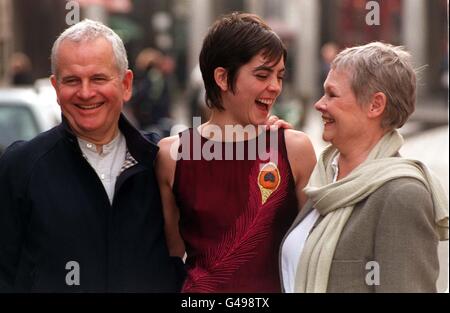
[322,116,335,125]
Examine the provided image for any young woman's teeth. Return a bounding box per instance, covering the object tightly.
[256,99,273,110]
[257,99,273,106]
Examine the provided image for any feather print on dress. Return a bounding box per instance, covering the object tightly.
[182,153,289,292]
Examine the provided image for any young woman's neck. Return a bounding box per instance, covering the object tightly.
[199,110,263,142]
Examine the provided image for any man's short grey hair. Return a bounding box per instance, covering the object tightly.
[331,41,417,130]
[51,19,128,77]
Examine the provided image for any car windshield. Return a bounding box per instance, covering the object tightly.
[0,103,40,149]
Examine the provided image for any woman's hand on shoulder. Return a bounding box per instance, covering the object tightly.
[265,115,293,130]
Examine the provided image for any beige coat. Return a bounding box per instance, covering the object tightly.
[281,177,440,292]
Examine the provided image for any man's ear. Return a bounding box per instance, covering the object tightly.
[214,67,228,91]
[367,92,386,119]
[50,74,57,90]
[122,69,134,102]
[50,75,61,106]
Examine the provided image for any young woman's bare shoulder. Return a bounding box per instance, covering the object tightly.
[283,129,316,183]
[157,135,180,159]
[284,129,315,154]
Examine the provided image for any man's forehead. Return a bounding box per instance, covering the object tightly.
[56,38,115,67]
[59,36,111,49]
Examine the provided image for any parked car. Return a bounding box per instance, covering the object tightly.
[0,87,60,155]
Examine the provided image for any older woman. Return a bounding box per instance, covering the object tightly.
[281,42,448,292]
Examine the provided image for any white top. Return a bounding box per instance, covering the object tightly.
[281,154,340,292]
[77,132,127,204]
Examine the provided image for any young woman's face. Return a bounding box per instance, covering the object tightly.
[221,52,285,126]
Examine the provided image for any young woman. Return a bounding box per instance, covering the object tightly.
[156,12,316,292]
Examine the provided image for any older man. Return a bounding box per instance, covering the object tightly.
[0,20,184,292]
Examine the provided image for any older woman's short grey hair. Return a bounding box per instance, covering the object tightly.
[51,19,128,77]
[331,41,416,130]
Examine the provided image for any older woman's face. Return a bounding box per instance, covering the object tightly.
[314,68,370,148]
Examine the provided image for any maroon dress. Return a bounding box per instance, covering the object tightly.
[173,128,298,292]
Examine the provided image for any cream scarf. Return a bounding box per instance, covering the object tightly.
[294,130,449,293]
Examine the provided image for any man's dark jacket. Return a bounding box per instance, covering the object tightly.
[0,115,184,292]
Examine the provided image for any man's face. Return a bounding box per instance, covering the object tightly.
[51,37,132,143]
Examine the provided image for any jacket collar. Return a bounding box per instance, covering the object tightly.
[59,113,159,168]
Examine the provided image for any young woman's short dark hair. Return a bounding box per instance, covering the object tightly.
[199,12,287,110]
